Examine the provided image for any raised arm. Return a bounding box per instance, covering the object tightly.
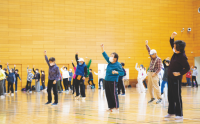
[33,68,36,73]
[101,44,110,63]
[145,40,151,55]
[94,72,99,76]
[7,63,10,72]
[135,63,139,71]
[170,32,177,49]
[75,52,79,65]
[44,50,50,67]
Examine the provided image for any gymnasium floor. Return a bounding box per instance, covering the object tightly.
[0,87,199,124]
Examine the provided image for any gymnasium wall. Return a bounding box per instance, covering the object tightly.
[193,0,200,57]
[0,0,196,89]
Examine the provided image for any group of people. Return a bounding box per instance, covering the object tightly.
[0,31,197,120]
[0,63,22,98]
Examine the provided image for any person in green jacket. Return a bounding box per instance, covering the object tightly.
[100,44,124,113]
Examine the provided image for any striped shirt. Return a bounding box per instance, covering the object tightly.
[146,45,162,74]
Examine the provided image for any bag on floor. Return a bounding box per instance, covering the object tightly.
[40,86,43,90]
[32,85,35,91]
[21,88,26,91]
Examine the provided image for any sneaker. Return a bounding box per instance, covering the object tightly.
[82,97,86,100]
[164,114,175,118]
[111,108,119,113]
[29,91,32,93]
[121,93,125,96]
[148,98,155,103]
[51,103,58,106]
[161,93,163,95]
[175,116,183,120]
[0,95,5,99]
[118,94,121,96]
[75,96,80,100]
[156,99,162,104]
[15,91,17,92]
[45,102,52,105]
[11,93,14,96]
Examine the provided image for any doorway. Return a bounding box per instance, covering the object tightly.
[194,57,200,85]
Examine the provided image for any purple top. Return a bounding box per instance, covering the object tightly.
[45,55,61,81]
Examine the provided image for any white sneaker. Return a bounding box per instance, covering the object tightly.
[75,96,80,100]
[82,97,86,100]
[164,114,175,118]
[0,95,5,99]
[29,91,32,93]
[111,108,119,113]
[15,91,17,92]
[11,93,14,96]
[175,116,183,120]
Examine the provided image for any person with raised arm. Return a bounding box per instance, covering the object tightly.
[7,63,16,96]
[100,44,124,113]
[135,63,146,93]
[33,65,41,92]
[44,50,61,106]
[164,32,190,120]
[145,40,162,104]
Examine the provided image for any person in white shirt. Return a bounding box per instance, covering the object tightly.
[135,63,147,93]
[94,70,105,89]
[61,66,69,91]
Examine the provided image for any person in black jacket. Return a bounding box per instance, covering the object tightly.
[88,69,95,86]
[3,68,8,94]
[118,63,126,95]
[161,58,170,95]
[33,66,41,92]
[7,63,16,96]
[41,70,45,90]
[164,32,190,120]
[14,69,22,92]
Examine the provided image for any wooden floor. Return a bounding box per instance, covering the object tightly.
[0,87,200,124]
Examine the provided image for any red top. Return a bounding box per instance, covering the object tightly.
[186,71,191,78]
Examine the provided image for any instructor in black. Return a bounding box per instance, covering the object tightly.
[165,32,190,120]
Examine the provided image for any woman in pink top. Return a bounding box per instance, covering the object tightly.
[72,60,77,94]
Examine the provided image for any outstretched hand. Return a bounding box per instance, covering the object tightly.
[7,62,9,66]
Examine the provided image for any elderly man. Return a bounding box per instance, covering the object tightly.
[145,40,162,104]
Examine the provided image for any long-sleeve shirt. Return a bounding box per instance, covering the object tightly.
[27,68,34,82]
[7,66,16,83]
[33,68,40,80]
[41,73,45,83]
[69,72,73,81]
[168,38,190,79]
[0,70,6,80]
[15,73,21,82]
[162,59,169,82]
[75,54,87,77]
[45,55,60,81]
[60,68,69,79]
[146,45,162,74]
[102,51,124,82]
[135,63,147,80]
[191,68,198,76]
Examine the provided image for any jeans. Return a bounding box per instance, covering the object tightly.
[186,78,191,86]
[161,80,168,94]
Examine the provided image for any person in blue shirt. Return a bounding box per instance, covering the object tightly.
[118,63,126,96]
[74,52,87,99]
[100,44,124,112]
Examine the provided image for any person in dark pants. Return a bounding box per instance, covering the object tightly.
[118,63,126,95]
[26,66,34,93]
[94,70,105,89]
[100,44,124,112]
[7,63,16,96]
[142,68,147,89]
[74,52,87,99]
[33,66,41,92]
[191,66,198,87]
[88,69,95,86]
[14,69,21,92]
[186,71,191,87]
[3,68,8,94]
[165,32,190,120]
[44,50,61,106]
[69,69,73,90]
[0,65,6,98]
[161,58,170,95]
[41,70,46,90]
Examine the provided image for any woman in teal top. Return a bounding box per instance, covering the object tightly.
[101,44,124,112]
